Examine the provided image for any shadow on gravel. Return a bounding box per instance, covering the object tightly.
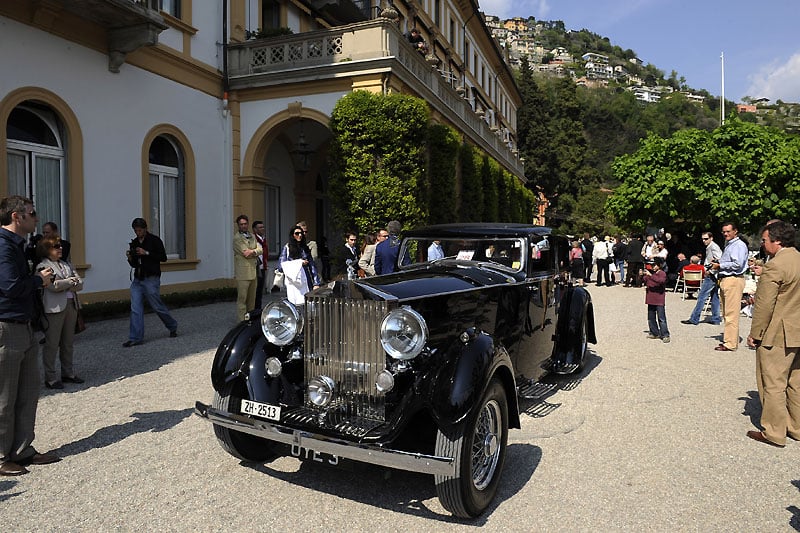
[519,350,602,418]
[244,442,540,523]
[50,408,194,459]
[789,480,800,531]
[0,479,24,502]
[738,390,762,427]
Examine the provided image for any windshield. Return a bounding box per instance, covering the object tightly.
[401,237,526,273]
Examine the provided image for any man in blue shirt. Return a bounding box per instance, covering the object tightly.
[0,196,60,476]
[427,240,444,261]
[711,222,750,351]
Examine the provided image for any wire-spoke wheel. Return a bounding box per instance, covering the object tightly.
[435,379,508,518]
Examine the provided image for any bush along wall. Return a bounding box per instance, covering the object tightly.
[427,123,460,224]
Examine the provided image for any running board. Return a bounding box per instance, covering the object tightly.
[518,381,558,400]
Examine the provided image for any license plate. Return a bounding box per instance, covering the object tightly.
[240,399,281,421]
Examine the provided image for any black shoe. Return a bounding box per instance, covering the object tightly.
[61,375,84,384]
[45,380,64,389]
[680,319,698,325]
[169,330,178,338]
[122,340,142,348]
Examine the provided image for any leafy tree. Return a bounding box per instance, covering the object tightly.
[607,119,800,234]
[427,124,460,224]
[328,91,429,235]
[481,156,499,222]
[459,143,484,222]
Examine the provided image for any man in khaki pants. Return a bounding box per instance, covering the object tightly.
[746,220,800,447]
[710,222,749,351]
[233,214,261,322]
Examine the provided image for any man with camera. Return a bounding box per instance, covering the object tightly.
[1,195,59,476]
[123,217,177,347]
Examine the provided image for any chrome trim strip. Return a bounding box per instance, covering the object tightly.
[195,403,456,476]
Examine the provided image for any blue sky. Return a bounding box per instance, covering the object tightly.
[478,0,800,104]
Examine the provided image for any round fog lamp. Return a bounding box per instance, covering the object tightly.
[265,357,282,377]
[308,376,335,407]
[375,370,395,393]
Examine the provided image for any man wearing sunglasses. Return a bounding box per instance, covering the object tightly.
[0,196,59,476]
[681,231,723,326]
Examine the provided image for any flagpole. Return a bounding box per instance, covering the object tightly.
[720,52,725,126]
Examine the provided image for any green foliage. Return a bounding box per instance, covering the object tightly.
[607,119,800,234]
[427,124,460,224]
[81,287,237,322]
[329,91,430,235]
[481,156,499,222]
[459,143,484,222]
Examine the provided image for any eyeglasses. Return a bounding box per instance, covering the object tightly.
[702,237,710,241]
[23,210,36,217]
[53,244,62,249]
[293,231,304,236]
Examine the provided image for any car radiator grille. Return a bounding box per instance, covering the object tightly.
[292,296,390,437]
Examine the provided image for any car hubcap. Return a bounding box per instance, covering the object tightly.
[471,399,502,490]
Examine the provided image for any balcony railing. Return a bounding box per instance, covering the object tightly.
[228,19,523,177]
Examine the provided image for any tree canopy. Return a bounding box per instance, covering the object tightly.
[607,119,800,234]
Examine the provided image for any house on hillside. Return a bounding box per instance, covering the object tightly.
[2,0,522,303]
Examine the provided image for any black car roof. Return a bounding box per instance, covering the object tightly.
[403,223,554,239]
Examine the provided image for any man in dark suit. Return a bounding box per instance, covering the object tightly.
[746,220,800,447]
[375,221,402,275]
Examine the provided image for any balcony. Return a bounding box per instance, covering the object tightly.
[228,18,523,177]
[32,0,167,72]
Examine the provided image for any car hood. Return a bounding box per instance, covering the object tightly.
[318,262,525,302]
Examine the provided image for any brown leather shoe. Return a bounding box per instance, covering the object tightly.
[20,452,61,465]
[715,345,734,351]
[0,461,29,476]
[746,430,785,448]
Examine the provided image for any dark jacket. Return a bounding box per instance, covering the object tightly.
[128,232,168,280]
[626,238,645,264]
[0,227,44,321]
[645,269,667,306]
[375,235,401,275]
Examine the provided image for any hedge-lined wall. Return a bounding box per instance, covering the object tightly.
[329,91,537,233]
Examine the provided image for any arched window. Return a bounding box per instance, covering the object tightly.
[6,103,66,235]
[148,135,185,259]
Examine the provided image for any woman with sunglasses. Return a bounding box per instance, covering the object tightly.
[279,226,321,302]
[36,235,84,389]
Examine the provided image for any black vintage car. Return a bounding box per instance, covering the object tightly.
[195,223,596,518]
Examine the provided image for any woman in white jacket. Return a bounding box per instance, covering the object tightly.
[37,235,84,389]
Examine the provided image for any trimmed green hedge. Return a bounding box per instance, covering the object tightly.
[80,287,237,322]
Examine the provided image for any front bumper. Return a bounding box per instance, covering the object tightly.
[194,402,456,476]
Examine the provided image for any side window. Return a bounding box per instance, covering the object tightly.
[529,237,551,273]
[148,135,185,259]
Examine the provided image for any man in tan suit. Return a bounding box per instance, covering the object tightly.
[746,220,800,447]
[233,214,262,322]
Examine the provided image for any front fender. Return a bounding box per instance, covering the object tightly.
[210,319,265,392]
[430,329,518,430]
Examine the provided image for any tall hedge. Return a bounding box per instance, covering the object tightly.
[328,91,430,235]
[427,124,460,224]
[459,143,484,222]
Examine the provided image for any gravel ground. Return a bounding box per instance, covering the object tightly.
[1,285,798,532]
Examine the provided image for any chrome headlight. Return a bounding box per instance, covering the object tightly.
[380,307,428,360]
[308,376,335,407]
[261,300,304,346]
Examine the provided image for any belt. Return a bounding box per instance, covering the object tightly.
[719,274,745,279]
[0,318,31,325]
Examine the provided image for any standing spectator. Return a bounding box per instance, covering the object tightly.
[592,237,613,287]
[343,233,359,279]
[644,257,670,343]
[375,220,402,275]
[233,215,261,322]
[42,222,70,263]
[625,234,644,287]
[37,235,84,389]
[406,27,428,54]
[358,233,377,277]
[569,241,585,286]
[641,234,657,268]
[711,222,749,351]
[580,233,593,283]
[746,220,800,447]
[279,225,321,304]
[124,218,178,346]
[296,221,320,280]
[252,220,268,309]
[681,231,723,326]
[0,195,60,476]
[612,235,627,285]
[427,240,444,261]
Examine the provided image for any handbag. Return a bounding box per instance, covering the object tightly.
[73,296,86,334]
[272,269,285,290]
[609,262,619,273]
